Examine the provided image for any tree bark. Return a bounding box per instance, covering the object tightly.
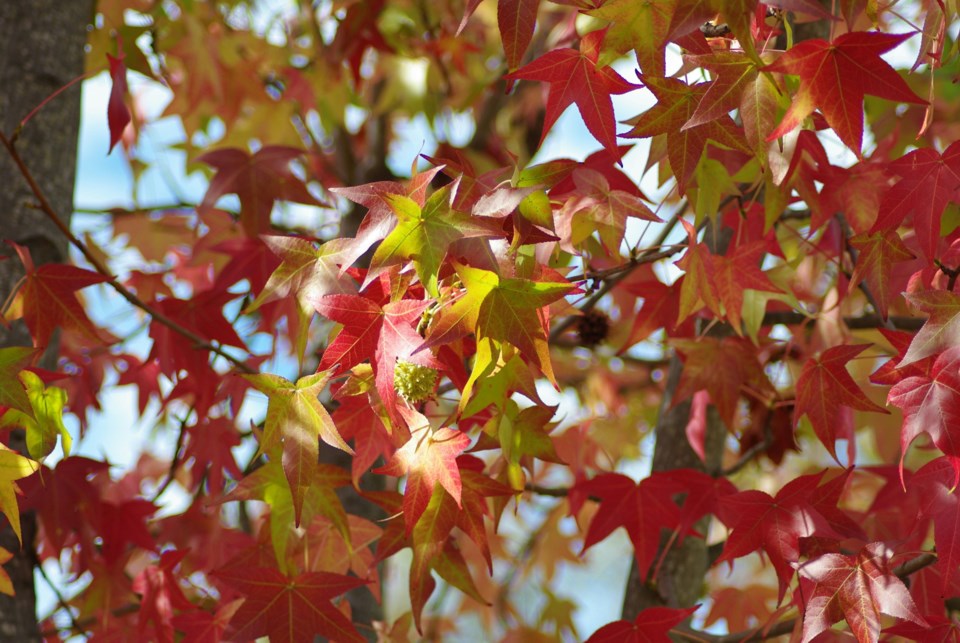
[0,1,93,640]
[621,221,733,623]
[620,356,726,620]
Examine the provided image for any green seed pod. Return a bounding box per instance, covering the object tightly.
[393,360,438,403]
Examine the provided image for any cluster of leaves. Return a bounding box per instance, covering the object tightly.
[3,0,960,641]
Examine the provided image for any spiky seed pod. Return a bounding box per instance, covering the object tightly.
[393,360,438,403]
[576,310,610,347]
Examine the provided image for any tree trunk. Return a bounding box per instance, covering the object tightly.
[621,221,733,622]
[620,356,726,620]
[0,1,93,640]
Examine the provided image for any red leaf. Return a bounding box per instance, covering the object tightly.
[872,142,960,260]
[794,344,888,462]
[197,146,320,235]
[106,37,131,154]
[586,605,698,643]
[849,230,914,319]
[181,417,243,494]
[899,289,960,366]
[505,29,638,159]
[625,76,749,191]
[658,468,738,539]
[673,336,773,432]
[763,31,926,153]
[214,567,366,643]
[375,422,472,532]
[716,472,842,602]
[574,472,683,580]
[173,600,242,643]
[713,240,781,331]
[888,346,960,481]
[315,293,437,426]
[498,0,541,75]
[133,550,193,643]
[10,244,112,348]
[885,614,960,642]
[797,542,927,643]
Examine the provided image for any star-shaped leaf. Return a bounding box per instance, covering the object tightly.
[763,31,926,154]
[588,0,675,76]
[371,182,501,296]
[871,141,960,260]
[197,146,321,235]
[849,230,914,319]
[9,244,112,349]
[421,262,574,384]
[329,169,443,275]
[889,346,960,480]
[794,344,888,462]
[505,29,638,158]
[247,235,354,317]
[673,336,773,430]
[375,421,471,533]
[498,0,541,75]
[797,542,927,643]
[0,370,71,460]
[214,566,366,643]
[713,240,781,331]
[314,293,435,426]
[624,75,749,191]
[585,605,698,643]
[555,168,661,256]
[0,444,40,544]
[899,290,960,366]
[241,371,351,525]
[716,472,842,602]
[0,347,38,416]
[573,472,684,580]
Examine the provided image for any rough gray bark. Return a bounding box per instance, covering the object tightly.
[0,1,93,640]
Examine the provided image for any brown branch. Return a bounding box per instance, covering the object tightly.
[761,311,924,331]
[524,483,571,498]
[0,130,257,374]
[549,209,685,343]
[721,411,773,477]
[564,244,685,284]
[892,552,937,578]
[935,260,960,292]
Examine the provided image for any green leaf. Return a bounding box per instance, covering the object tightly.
[0,347,38,417]
[423,263,574,385]
[242,370,351,525]
[372,183,500,297]
[0,371,71,459]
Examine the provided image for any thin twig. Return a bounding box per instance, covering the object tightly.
[149,409,192,503]
[39,602,140,638]
[37,562,85,638]
[549,209,685,343]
